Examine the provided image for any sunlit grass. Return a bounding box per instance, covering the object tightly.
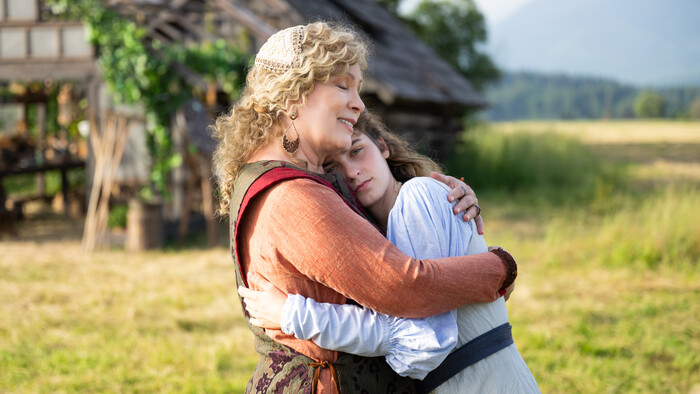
[486,184,700,392]
[0,235,256,392]
[1,120,699,392]
[447,125,624,205]
[462,120,700,393]
[487,119,700,144]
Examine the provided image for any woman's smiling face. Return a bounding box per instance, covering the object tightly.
[293,64,365,163]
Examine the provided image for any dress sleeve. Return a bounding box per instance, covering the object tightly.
[261,178,507,318]
[387,177,474,260]
[282,294,390,357]
[281,293,458,380]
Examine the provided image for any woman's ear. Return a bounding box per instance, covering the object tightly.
[286,105,297,118]
[378,137,390,159]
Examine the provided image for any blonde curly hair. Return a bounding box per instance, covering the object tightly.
[212,22,370,216]
[355,111,444,182]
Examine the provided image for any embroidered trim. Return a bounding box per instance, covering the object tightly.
[254,25,305,72]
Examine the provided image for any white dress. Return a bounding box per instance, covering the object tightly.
[281,177,539,393]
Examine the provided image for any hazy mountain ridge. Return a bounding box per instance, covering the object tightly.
[488,0,700,86]
[483,71,700,121]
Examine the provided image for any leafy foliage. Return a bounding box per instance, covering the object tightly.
[447,125,620,203]
[46,0,249,196]
[107,204,128,229]
[485,71,700,120]
[378,0,499,91]
[376,0,400,15]
[690,98,700,119]
[634,90,666,118]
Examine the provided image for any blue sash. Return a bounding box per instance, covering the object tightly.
[416,322,514,394]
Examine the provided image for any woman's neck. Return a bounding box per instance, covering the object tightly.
[248,139,324,174]
[367,178,402,231]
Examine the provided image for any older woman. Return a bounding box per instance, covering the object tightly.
[212,22,517,393]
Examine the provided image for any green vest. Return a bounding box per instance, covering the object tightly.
[230,160,416,393]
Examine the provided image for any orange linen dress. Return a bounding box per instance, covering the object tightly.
[235,162,507,392]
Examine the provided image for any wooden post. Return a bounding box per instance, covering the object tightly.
[199,155,217,247]
[60,168,69,215]
[35,102,46,196]
[82,113,133,252]
[126,198,163,251]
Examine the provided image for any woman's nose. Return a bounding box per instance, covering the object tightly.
[350,89,365,113]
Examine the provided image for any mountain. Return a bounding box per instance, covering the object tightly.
[483,71,700,121]
[487,0,700,86]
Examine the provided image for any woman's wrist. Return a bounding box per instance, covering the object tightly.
[489,247,518,294]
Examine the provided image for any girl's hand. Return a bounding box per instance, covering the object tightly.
[238,272,287,330]
[430,172,485,234]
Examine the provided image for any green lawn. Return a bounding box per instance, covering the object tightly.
[1,120,699,392]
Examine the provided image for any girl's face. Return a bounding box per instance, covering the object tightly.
[293,64,365,164]
[323,132,397,214]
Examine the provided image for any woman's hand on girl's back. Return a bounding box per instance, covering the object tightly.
[429,172,485,234]
[238,272,287,330]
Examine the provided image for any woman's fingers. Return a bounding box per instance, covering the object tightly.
[474,215,485,235]
[454,195,477,216]
[462,203,480,222]
[429,171,455,189]
[248,271,273,290]
[430,172,485,232]
[429,172,478,208]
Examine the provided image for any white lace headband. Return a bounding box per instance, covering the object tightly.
[254,25,305,73]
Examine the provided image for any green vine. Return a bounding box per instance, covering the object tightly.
[47,0,249,197]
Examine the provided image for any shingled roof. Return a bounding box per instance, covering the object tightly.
[116,0,488,109]
[15,0,485,109]
[284,0,488,108]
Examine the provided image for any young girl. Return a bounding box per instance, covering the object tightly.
[240,112,539,393]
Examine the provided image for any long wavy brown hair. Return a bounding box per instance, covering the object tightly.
[355,111,443,182]
[212,22,370,216]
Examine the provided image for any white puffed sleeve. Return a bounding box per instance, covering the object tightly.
[281,294,458,379]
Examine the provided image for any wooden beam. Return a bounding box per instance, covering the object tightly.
[146,11,216,43]
[170,12,216,41]
[171,0,189,9]
[212,0,276,41]
[150,18,184,41]
[0,61,95,81]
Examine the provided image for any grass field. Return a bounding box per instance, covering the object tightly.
[2,120,699,393]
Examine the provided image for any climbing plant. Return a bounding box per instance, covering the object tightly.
[47,0,249,196]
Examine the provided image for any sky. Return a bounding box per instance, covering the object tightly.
[401,0,538,27]
[471,0,537,26]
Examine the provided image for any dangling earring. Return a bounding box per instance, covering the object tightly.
[282,111,300,154]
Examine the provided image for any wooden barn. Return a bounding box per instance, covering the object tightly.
[0,0,95,235]
[112,0,488,156]
[1,0,486,246]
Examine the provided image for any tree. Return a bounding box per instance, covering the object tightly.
[377,0,401,15]
[378,0,500,91]
[689,98,700,120]
[634,90,666,118]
